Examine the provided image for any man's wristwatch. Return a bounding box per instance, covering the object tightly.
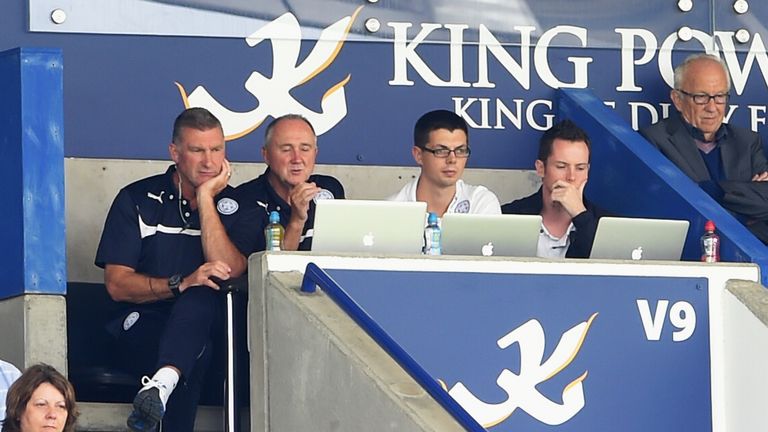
[168,274,183,297]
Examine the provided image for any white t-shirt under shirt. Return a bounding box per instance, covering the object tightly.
[387,178,501,215]
[537,223,575,259]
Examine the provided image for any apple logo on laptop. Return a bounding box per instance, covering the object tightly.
[481,242,494,257]
[631,246,643,260]
[362,232,375,247]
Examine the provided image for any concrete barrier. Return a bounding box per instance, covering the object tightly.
[249,258,464,431]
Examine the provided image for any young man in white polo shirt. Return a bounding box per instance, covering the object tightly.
[388,109,501,216]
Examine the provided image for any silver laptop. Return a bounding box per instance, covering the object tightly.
[590,217,690,260]
[440,214,542,257]
[312,200,427,254]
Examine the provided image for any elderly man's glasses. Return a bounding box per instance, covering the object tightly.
[421,146,471,158]
[677,89,729,105]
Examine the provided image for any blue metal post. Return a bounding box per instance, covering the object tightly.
[0,48,65,299]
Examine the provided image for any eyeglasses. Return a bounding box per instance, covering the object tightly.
[420,146,471,158]
[676,89,729,105]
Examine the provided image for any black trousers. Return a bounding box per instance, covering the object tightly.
[109,286,223,432]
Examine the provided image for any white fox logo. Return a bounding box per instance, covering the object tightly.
[442,313,598,427]
[176,7,361,139]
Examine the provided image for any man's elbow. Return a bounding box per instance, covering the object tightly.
[105,280,130,302]
[231,254,248,278]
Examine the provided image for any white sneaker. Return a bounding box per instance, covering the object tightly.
[127,376,169,431]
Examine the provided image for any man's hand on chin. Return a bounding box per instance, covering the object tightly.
[551,180,587,217]
[198,159,232,200]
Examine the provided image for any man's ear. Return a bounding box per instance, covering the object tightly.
[169,143,179,164]
[412,146,423,166]
[261,146,269,165]
[670,89,683,112]
[534,159,545,177]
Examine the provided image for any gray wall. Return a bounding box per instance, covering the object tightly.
[0,295,67,373]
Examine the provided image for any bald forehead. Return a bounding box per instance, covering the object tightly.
[266,118,316,147]
[682,58,729,89]
[686,57,725,76]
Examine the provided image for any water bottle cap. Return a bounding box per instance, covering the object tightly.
[704,220,715,231]
[269,211,280,223]
[427,212,438,224]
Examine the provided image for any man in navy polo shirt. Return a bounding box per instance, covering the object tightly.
[95,108,251,431]
[234,114,344,251]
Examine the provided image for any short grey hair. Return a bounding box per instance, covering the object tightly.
[172,107,222,144]
[673,53,731,91]
[263,114,316,148]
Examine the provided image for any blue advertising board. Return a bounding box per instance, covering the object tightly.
[6,1,768,167]
[325,269,710,431]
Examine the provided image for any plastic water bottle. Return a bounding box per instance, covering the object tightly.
[265,211,284,251]
[700,220,720,262]
[424,212,441,255]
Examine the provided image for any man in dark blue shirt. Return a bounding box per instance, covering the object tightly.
[234,114,344,251]
[95,108,252,431]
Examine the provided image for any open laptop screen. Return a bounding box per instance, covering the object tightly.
[590,217,690,260]
[441,213,542,257]
[312,200,427,254]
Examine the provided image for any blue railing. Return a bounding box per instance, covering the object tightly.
[301,262,485,431]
